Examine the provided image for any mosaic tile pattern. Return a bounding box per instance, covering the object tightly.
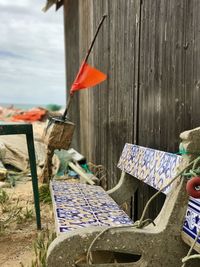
[51,181,133,234]
[183,197,200,251]
[117,143,185,194]
[118,143,200,252]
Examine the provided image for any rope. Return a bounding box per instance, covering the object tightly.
[181,229,200,267]
[138,157,200,227]
[85,156,200,265]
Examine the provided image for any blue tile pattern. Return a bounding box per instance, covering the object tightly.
[118,143,200,252]
[117,143,185,194]
[183,197,200,251]
[51,181,133,234]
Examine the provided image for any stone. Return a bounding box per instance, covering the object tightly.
[180,126,200,141]
[0,181,10,188]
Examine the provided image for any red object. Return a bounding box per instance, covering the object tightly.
[12,108,46,122]
[186,177,200,198]
[70,61,107,95]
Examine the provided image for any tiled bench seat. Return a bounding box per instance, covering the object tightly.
[51,181,133,234]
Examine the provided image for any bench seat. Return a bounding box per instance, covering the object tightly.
[51,180,133,234]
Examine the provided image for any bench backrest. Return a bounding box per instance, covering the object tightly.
[118,143,200,253]
[117,143,185,194]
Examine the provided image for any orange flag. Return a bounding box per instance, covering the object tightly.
[70,61,107,95]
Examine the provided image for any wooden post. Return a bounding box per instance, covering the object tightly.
[40,118,75,183]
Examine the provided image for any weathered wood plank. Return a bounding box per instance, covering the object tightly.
[64,0,80,149]
[78,0,93,159]
[71,0,139,189]
[90,0,139,189]
[137,0,188,218]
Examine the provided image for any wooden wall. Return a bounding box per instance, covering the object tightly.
[64,0,200,218]
[64,0,80,149]
[65,0,140,188]
[136,0,200,216]
[138,0,199,150]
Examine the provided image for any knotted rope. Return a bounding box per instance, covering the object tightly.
[181,229,200,267]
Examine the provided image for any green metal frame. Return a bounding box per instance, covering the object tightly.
[0,123,41,230]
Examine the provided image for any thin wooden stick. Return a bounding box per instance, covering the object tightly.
[62,94,73,120]
[62,14,107,120]
[68,162,95,185]
[84,14,107,63]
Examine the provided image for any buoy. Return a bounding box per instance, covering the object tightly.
[186,177,200,198]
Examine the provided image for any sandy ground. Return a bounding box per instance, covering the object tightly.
[0,179,54,267]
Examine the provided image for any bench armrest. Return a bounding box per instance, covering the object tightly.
[107,172,139,205]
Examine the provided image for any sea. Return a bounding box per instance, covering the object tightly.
[0,103,62,110]
[0,102,45,109]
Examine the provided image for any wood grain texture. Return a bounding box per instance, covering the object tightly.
[64,0,80,149]
[90,0,139,188]
[64,0,200,219]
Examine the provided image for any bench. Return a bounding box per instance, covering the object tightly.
[47,138,200,266]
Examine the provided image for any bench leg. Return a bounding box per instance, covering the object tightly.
[47,225,200,267]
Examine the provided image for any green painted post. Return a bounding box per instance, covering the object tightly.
[26,125,41,230]
[0,123,41,230]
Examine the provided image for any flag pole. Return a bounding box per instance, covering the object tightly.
[62,14,107,121]
[84,14,107,63]
[62,94,74,120]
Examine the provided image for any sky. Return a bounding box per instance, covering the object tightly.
[0,0,66,105]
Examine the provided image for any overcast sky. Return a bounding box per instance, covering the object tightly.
[0,0,66,105]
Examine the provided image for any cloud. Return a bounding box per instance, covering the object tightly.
[0,50,27,59]
[0,0,66,105]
